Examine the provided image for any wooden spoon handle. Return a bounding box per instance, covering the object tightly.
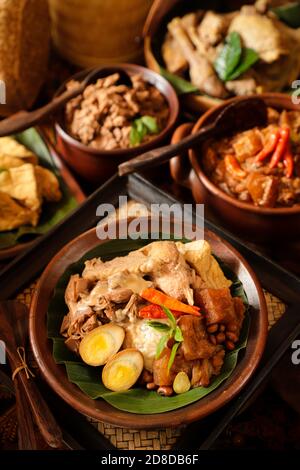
[118,123,214,176]
[17,372,63,448]
[0,84,84,137]
[15,379,39,450]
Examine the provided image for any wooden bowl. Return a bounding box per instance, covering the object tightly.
[54,64,179,184]
[170,93,300,242]
[30,218,268,428]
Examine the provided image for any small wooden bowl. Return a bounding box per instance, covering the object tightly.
[54,64,179,184]
[30,218,268,429]
[170,93,300,242]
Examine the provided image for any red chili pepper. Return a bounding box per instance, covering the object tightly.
[224,154,246,179]
[139,304,183,319]
[255,129,280,163]
[283,142,294,178]
[269,127,290,169]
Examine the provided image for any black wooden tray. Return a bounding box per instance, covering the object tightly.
[0,173,300,450]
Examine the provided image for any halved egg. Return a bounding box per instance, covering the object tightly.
[79,323,125,366]
[102,348,144,392]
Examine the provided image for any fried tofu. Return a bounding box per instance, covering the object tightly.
[177,240,232,289]
[0,137,38,164]
[35,166,62,202]
[0,163,41,211]
[0,191,39,230]
[0,154,28,169]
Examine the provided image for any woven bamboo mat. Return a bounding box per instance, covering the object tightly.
[16,283,285,450]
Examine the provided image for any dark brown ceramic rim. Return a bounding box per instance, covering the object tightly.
[30,219,268,429]
[189,93,300,215]
[55,63,179,157]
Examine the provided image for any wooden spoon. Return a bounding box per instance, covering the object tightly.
[0,66,132,137]
[0,301,63,448]
[118,97,268,176]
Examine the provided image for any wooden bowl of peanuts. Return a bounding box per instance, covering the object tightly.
[54,63,179,184]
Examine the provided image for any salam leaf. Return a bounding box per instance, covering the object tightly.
[0,128,77,250]
[48,237,250,414]
[214,32,242,81]
[159,67,199,95]
[272,2,300,28]
[214,32,259,82]
[226,48,259,81]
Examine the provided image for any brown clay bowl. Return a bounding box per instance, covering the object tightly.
[30,218,268,428]
[170,93,300,242]
[54,64,179,184]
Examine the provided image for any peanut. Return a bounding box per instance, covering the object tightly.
[226,340,235,351]
[216,332,226,344]
[209,334,217,345]
[207,324,219,334]
[157,386,173,397]
[226,331,238,343]
[146,382,157,390]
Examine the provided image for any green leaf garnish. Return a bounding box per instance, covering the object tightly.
[226,48,259,81]
[174,326,184,343]
[214,32,259,82]
[159,67,199,95]
[147,320,171,333]
[155,335,169,359]
[161,305,176,329]
[214,32,242,81]
[130,115,160,147]
[168,342,180,371]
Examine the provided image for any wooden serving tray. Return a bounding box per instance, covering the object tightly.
[0,173,299,449]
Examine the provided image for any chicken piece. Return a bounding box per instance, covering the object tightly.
[191,347,225,388]
[194,287,236,325]
[0,137,38,164]
[246,172,279,207]
[82,251,148,282]
[197,11,232,46]
[0,191,38,230]
[177,240,232,290]
[140,241,194,305]
[35,166,62,202]
[232,128,263,162]
[0,163,41,211]
[229,8,289,63]
[162,32,188,74]
[168,18,227,98]
[178,315,217,361]
[225,76,257,96]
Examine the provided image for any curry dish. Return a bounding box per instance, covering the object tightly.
[202,108,300,208]
[60,240,246,396]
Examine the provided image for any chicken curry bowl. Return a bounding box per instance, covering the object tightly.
[202,107,300,208]
[48,238,251,413]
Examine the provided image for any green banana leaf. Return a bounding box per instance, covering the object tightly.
[0,128,77,250]
[48,237,250,414]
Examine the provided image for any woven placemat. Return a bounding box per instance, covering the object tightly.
[16,282,285,450]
